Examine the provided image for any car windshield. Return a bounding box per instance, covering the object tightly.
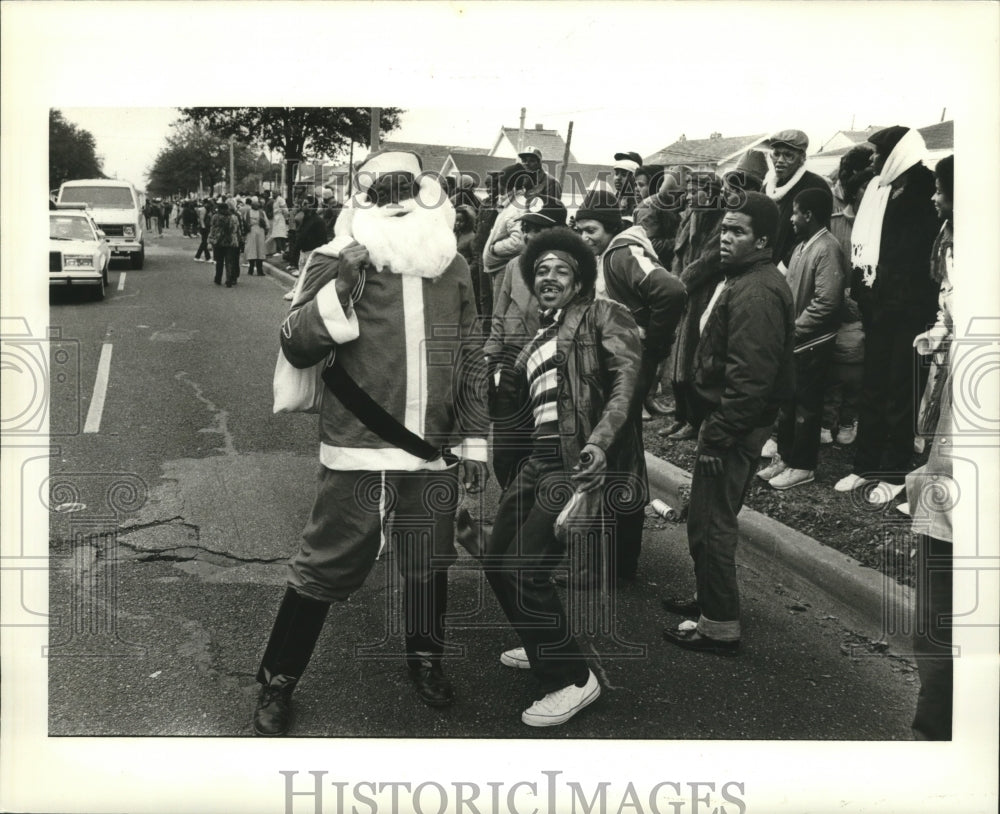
[61,186,134,209]
[50,215,96,241]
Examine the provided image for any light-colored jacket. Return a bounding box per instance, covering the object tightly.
[481,194,525,277]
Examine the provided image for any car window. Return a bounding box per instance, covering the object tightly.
[50,215,96,241]
[60,187,134,209]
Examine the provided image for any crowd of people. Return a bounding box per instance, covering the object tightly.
[251,130,953,740]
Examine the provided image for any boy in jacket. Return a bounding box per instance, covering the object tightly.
[662,192,795,655]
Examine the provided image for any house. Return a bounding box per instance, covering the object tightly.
[644,132,769,174]
[293,162,353,201]
[807,120,953,179]
[817,126,887,155]
[489,124,576,166]
[440,152,515,190]
[379,140,489,176]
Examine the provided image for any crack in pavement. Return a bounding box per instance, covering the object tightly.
[174,371,238,456]
[117,538,287,566]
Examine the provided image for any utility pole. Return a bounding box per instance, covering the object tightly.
[227,136,235,196]
[348,140,355,197]
[940,107,947,122]
[370,107,381,152]
[517,107,526,152]
[559,121,574,188]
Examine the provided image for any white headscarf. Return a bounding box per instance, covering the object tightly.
[851,128,928,287]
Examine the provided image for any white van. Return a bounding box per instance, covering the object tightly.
[58,179,145,269]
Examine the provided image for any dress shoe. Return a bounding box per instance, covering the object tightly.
[661,595,700,616]
[407,658,454,707]
[662,626,739,657]
[644,395,672,416]
[657,420,685,438]
[668,423,697,440]
[521,670,600,727]
[253,675,296,736]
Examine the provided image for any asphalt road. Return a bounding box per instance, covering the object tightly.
[47,231,919,739]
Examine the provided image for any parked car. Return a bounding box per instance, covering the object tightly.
[49,205,111,300]
[57,178,145,269]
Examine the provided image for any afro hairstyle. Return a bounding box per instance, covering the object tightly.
[934,154,953,201]
[519,227,598,299]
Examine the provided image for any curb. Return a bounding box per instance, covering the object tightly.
[644,452,914,651]
[263,258,297,287]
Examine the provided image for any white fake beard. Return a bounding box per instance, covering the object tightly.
[348,179,457,279]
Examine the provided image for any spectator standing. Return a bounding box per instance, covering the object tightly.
[454,204,478,304]
[208,200,242,287]
[244,200,270,276]
[612,151,643,218]
[482,165,530,315]
[450,175,482,212]
[472,172,502,315]
[270,193,289,256]
[194,199,213,263]
[143,199,152,230]
[632,164,681,268]
[905,154,954,741]
[661,193,794,655]
[660,173,726,440]
[836,126,940,504]
[294,197,329,277]
[574,190,686,580]
[757,187,846,490]
[762,129,831,270]
[517,147,562,199]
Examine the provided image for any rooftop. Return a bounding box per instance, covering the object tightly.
[644,133,768,167]
[495,125,577,164]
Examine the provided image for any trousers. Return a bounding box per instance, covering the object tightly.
[777,341,833,470]
[485,451,591,693]
[288,466,459,657]
[912,533,953,740]
[688,423,772,641]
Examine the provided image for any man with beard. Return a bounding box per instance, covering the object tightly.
[252,151,490,736]
[762,129,831,270]
[486,227,643,725]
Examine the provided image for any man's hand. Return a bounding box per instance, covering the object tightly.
[460,459,490,494]
[696,453,723,477]
[571,443,607,493]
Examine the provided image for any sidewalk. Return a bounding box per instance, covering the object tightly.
[262,255,913,651]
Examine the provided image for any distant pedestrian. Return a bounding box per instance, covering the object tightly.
[194,200,213,262]
[270,193,289,255]
[244,201,270,276]
[208,200,242,287]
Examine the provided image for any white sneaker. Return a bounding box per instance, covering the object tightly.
[282,291,294,301]
[760,438,778,459]
[769,467,815,490]
[499,647,531,670]
[819,428,834,445]
[836,422,858,445]
[834,473,867,492]
[521,670,601,727]
[757,455,787,481]
[867,481,905,506]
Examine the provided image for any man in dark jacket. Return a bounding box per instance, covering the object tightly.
[575,190,686,579]
[486,227,643,726]
[517,147,562,199]
[762,129,831,270]
[835,125,940,504]
[662,192,795,656]
[472,171,503,316]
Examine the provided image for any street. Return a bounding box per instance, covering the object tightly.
[47,231,919,739]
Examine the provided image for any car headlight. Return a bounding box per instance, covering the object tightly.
[123,225,136,238]
[63,255,95,269]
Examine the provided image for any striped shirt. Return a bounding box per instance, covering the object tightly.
[525,309,564,439]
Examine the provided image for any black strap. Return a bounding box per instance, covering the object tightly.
[321,361,454,464]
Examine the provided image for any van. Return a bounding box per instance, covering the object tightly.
[58,179,145,269]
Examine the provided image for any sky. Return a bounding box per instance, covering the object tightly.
[59,95,953,193]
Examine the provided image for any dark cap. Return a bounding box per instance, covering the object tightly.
[764,129,809,152]
[868,125,910,155]
[613,151,643,166]
[519,195,568,228]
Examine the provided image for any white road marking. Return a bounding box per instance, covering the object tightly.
[83,343,113,433]
[117,272,126,291]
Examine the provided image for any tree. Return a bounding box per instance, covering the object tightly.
[49,109,104,189]
[178,107,403,201]
[145,121,257,198]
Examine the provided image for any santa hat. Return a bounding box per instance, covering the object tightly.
[355,150,423,192]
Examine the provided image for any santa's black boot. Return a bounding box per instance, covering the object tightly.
[253,586,330,736]
[405,570,454,707]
